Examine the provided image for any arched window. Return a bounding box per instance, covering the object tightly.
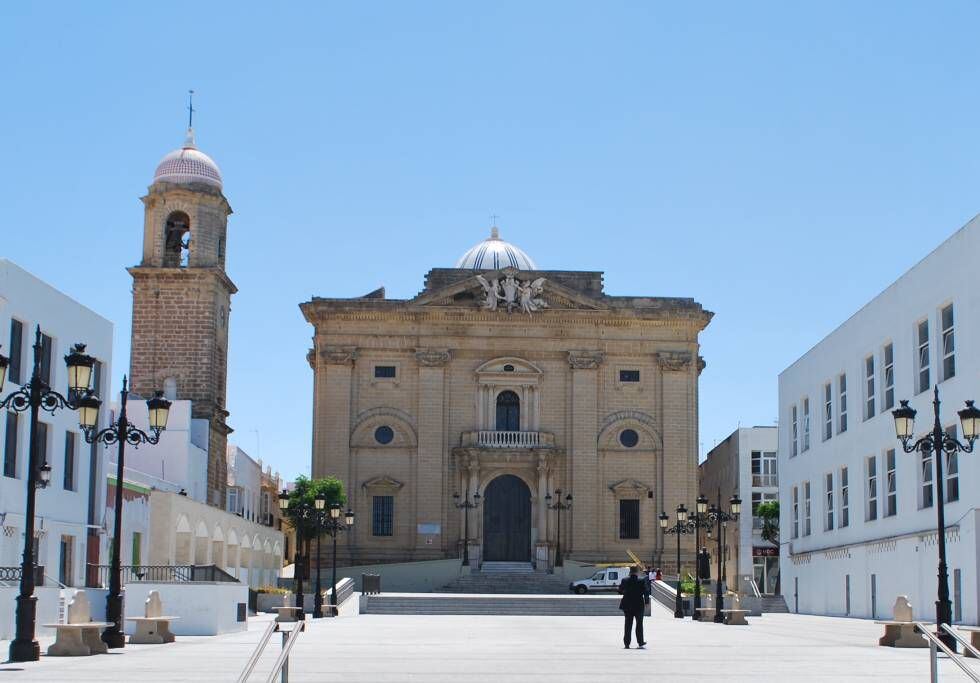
[163,211,191,267]
[495,390,520,431]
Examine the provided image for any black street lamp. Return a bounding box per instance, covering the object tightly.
[322,502,354,613]
[452,490,481,566]
[659,504,694,619]
[278,490,307,616]
[688,494,710,620]
[82,376,171,648]
[311,492,327,618]
[705,491,741,623]
[892,388,978,651]
[0,328,99,662]
[545,489,572,568]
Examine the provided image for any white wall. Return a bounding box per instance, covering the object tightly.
[0,260,113,587]
[778,216,980,622]
[122,582,249,635]
[226,444,262,523]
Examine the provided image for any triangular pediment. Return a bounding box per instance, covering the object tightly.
[411,268,606,311]
[608,479,650,497]
[361,475,404,493]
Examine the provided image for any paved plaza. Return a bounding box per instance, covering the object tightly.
[1,603,977,682]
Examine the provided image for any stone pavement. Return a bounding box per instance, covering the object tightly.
[2,604,977,681]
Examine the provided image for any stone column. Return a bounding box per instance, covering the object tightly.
[416,349,451,555]
[535,453,550,570]
[467,457,481,566]
[568,350,604,559]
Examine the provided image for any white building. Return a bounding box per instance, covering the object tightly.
[0,259,113,587]
[700,426,779,595]
[226,445,261,523]
[778,216,979,622]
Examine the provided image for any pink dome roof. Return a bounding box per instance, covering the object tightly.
[152,129,222,189]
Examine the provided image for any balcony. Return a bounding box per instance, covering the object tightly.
[752,474,778,487]
[460,430,556,449]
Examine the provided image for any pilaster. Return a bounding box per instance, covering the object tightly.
[415,349,451,553]
[568,350,603,555]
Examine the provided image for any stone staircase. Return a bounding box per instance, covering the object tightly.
[360,593,624,616]
[760,595,790,613]
[440,563,571,594]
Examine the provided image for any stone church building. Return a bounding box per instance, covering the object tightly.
[302,229,712,570]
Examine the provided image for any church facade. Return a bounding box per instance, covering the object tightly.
[302,230,711,570]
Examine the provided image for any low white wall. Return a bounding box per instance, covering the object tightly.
[0,586,63,639]
[122,583,249,636]
[330,559,464,593]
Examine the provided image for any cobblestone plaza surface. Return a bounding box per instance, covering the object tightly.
[2,605,976,682]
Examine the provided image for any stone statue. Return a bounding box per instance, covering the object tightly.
[476,274,548,314]
[475,275,502,311]
[500,275,520,312]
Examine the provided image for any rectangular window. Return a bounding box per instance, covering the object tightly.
[823,383,833,441]
[921,450,933,509]
[802,399,810,452]
[825,472,834,531]
[885,449,897,517]
[227,487,240,515]
[619,499,640,539]
[63,431,76,491]
[866,456,878,521]
[840,466,849,528]
[8,319,23,385]
[791,405,798,457]
[941,304,955,381]
[3,412,17,478]
[372,495,394,536]
[838,374,848,433]
[374,365,396,379]
[882,344,894,411]
[791,486,799,539]
[917,320,930,394]
[946,425,959,503]
[59,535,75,587]
[91,359,103,399]
[39,333,53,386]
[619,369,640,383]
[803,481,811,536]
[864,356,875,420]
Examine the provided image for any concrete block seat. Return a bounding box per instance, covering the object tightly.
[718,594,748,625]
[954,626,980,657]
[273,605,305,623]
[43,591,113,656]
[875,596,928,648]
[126,591,180,645]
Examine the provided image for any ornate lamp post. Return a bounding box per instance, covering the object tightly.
[688,494,709,620]
[0,329,98,662]
[81,376,171,648]
[279,490,308,616]
[705,491,741,623]
[323,502,354,612]
[659,504,694,619]
[545,489,572,568]
[892,388,978,651]
[310,492,327,618]
[452,490,481,566]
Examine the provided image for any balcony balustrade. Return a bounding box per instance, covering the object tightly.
[459,430,555,449]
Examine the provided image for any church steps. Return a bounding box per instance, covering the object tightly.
[361,594,623,616]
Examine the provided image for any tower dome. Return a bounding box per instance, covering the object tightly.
[152,129,223,189]
[456,227,537,270]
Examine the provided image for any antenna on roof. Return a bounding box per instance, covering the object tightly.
[187,89,195,129]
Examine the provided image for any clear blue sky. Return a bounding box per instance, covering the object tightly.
[2,2,979,480]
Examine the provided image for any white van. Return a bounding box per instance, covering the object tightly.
[569,567,633,594]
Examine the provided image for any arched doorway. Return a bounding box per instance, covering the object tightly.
[482,475,531,562]
[496,390,520,431]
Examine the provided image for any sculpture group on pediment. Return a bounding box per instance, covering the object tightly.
[476,274,548,314]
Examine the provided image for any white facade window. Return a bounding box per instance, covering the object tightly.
[791,405,798,457]
[882,343,894,411]
[864,355,875,420]
[885,449,897,517]
[920,450,933,509]
[824,472,834,531]
[751,450,778,486]
[839,466,849,528]
[823,383,833,441]
[945,425,959,503]
[917,319,930,394]
[792,485,799,539]
[838,373,847,433]
[802,398,810,452]
[941,304,955,381]
[227,487,241,515]
[866,455,878,522]
[803,481,811,536]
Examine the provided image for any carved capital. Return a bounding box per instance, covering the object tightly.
[568,350,604,370]
[320,346,357,365]
[697,356,707,375]
[415,348,451,367]
[306,348,316,370]
[656,351,693,372]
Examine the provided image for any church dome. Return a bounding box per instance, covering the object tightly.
[152,129,223,189]
[456,227,537,270]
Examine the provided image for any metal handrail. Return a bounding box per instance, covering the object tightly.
[943,624,980,660]
[266,621,306,683]
[236,619,278,683]
[914,622,980,682]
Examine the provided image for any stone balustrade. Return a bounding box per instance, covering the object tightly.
[459,430,556,449]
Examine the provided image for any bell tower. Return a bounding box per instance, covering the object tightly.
[128,122,235,507]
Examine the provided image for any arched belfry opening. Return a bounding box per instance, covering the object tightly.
[495,390,520,431]
[163,211,191,267]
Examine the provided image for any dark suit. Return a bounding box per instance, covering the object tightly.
[618,574,649,647]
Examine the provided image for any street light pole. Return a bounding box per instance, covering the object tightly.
[82,377,171,648]
[545,489,572,569]
[0,328,98,663]
[892,388,979,652]
[707,490,741,623]
[452,490,481,566]
[690,494,708,620]
[659,504,693,619]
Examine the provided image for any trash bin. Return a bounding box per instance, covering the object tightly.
[362,574,381,595]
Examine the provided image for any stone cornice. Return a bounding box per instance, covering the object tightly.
[568,350,605,370]
[128,265,238,295]
[415,348,451,367]
[657,351,693,371]
[320,345,357,365]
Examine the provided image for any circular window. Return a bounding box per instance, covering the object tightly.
[374,426,394,445]
[619,429,639,448]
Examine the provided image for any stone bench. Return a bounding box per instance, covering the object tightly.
[695,607,716,621]
[953,625,980,657]
[273,606,305,623]
[720,609,749,625]
[126,591,179,644]
[876,597,927,648]
[43,591,113,656]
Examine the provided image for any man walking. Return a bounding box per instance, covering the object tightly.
[618,565,649,649]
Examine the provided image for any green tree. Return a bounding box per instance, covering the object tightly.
[756,501,779,545]
[283,475,347,548]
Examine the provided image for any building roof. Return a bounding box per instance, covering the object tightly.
[456,227,537,270]
[152,128,223,189]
